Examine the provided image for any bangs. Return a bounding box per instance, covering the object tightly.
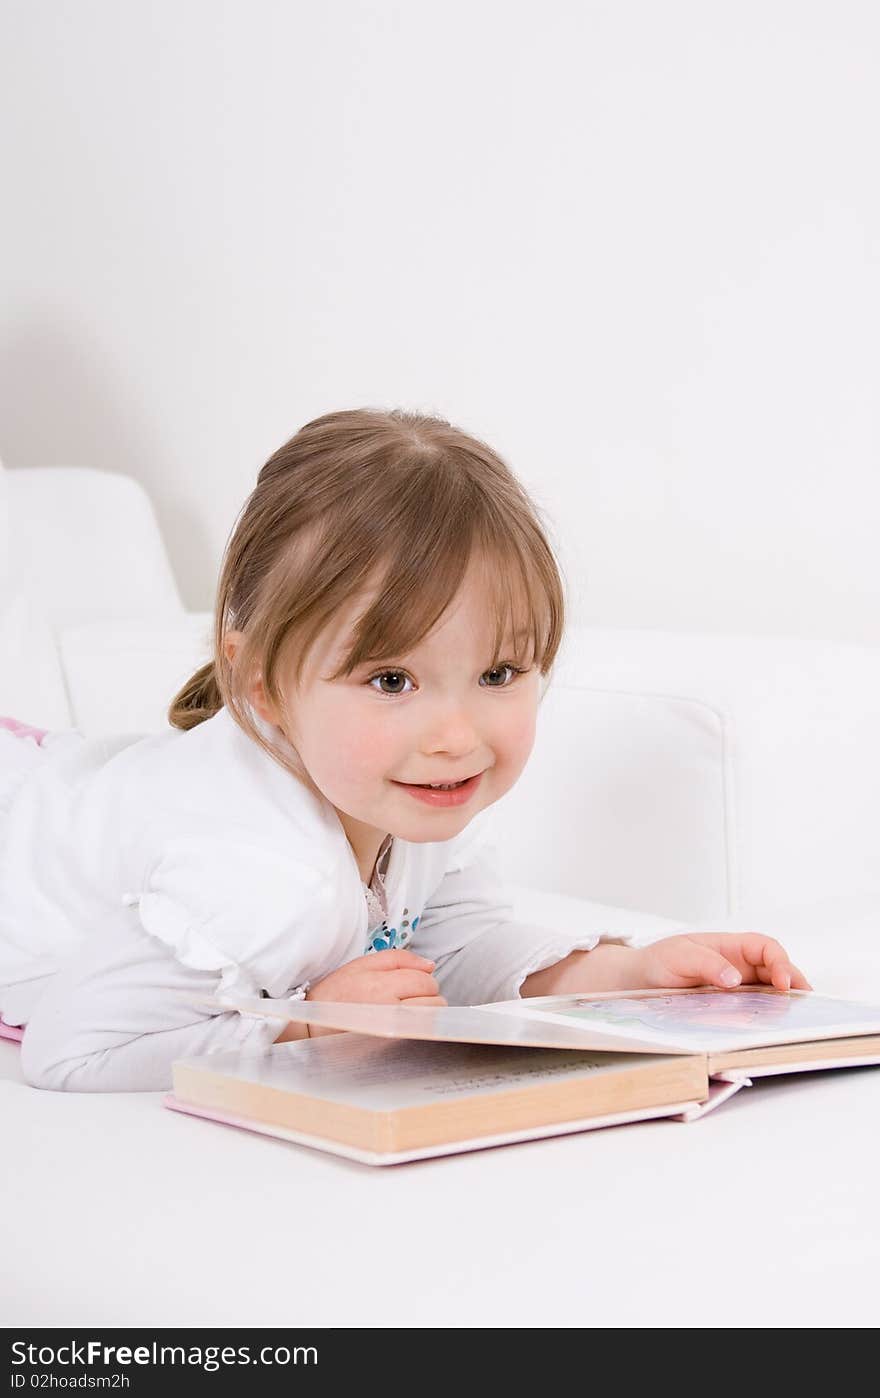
[319,518,559,683]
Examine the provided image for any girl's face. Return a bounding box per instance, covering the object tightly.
[229,558,541,881]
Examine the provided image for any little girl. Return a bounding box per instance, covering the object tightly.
[0,408,809,1091]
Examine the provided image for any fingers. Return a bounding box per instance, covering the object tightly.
[360,950,446,1000]
[383,970,442,1001]
[309,951,444,1008]
[736,934,813,992]
[662,932,814,993]
[362,949,437,973]
[788,965,813,991]
[655,940,746,990]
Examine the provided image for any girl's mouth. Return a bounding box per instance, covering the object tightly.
[392,772,483,807]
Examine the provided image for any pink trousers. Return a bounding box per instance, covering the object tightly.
[0,716,49,745]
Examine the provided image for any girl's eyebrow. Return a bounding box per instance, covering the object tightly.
[350,636,526,669]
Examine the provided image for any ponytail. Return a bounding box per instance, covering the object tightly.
[168,660,223,731]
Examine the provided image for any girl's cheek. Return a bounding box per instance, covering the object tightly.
[501,701,538,758]
[332,719,399,773]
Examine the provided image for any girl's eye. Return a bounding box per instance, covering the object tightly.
[481,663,527,687]
[366,663,527,697]
[368,671,414,697]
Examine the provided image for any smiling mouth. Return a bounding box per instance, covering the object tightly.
[395,773,482,789]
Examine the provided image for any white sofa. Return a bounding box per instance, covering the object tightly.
[2,461,879,1328]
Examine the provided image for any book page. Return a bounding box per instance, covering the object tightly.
[187,986,880,1055]
[188,994,687,1055]
[486,987,880,1053]
[174,1034,689,1110]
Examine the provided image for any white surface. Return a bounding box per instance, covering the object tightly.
[2,1038,878,1328]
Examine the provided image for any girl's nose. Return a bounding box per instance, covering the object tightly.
[421,710,481,758]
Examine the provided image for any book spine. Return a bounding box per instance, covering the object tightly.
[674,1074,751,1122]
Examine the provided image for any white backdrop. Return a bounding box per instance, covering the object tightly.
[1,0,878,646]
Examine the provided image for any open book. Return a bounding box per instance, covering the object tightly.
[164,986,880,1166]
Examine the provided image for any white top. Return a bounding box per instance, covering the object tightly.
[0,706,629,1092]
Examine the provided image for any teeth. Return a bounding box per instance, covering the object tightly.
[426,781,463,789]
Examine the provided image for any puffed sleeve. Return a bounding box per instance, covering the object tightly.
[20,834,346,1092]
[415,809,666,1005]
[133,833,342,1001]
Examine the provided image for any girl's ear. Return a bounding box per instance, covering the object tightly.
[222,631,242,670]
[249,674,278,726]
[223,630,279,725]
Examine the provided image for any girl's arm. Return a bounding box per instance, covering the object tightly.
[20,827,347,1089]
[520,943,642,996]
[416,855,808,1003]
[19,918,292,1093]
[522,933,810,996]
[411,806,695,1005]
[414,852,661,1006]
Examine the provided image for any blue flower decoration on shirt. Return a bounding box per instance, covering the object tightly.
[365,914,420,955]
[368,924,408,952]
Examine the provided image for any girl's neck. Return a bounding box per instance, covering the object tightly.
[334,807,392,886]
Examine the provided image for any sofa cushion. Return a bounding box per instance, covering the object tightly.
[0,590,73,729]
[3,466,184,629]
[58,614,214,735]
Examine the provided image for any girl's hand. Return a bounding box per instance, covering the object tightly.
[274,950,447,1042]
[636,932,812,993]
[308,949,447,1010]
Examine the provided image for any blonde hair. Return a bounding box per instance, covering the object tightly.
[168,408,567,780]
